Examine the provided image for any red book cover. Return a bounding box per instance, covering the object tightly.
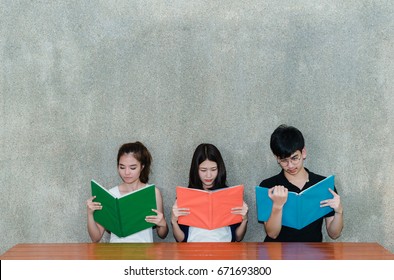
[176,185,244,230]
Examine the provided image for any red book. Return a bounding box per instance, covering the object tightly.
[176,185,244,230]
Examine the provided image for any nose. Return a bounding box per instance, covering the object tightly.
[287,160,295,168]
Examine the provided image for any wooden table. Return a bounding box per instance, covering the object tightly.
[1,242,393,260]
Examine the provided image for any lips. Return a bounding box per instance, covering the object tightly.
[287,168,297,174]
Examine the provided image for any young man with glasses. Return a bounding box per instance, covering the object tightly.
[258,125,343,242]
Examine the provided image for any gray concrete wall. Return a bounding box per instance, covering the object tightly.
[1,1,393,254]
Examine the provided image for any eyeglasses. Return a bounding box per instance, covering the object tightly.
[277,154,302,167]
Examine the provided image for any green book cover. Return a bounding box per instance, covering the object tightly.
[91,180,157,237]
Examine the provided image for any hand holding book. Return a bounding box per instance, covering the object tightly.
[86,195,103,214]
[231,201,249,221]
[145,209,167,227]
[267,185,288,209]
[320,188,343,214]
[171,200,190,224]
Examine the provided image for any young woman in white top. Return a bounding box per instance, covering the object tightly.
[171,143,248,242]
[86,142,168,242]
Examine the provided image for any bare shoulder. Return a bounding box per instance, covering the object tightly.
[154,186,163,198]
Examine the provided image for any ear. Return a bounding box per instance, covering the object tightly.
[301,147,307,159]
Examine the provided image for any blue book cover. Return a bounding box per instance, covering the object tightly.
[255,175,335,229]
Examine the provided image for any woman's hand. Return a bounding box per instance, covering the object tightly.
[145,209,167,227]
[171,201,190,224]
[231,201,249,221]
[86,196,102,214]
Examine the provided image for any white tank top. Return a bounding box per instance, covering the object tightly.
[187,226,232,242]
[108,186,154,243]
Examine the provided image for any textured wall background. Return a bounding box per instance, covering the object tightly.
[1,1,393,255]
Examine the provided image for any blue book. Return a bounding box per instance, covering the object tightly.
[255,175,335,229]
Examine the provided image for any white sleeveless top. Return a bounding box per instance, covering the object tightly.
[108,186,153,243]
[187,226,232,242]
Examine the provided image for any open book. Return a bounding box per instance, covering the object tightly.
[176,185,244,230]
[91,180,157,237]
[255,175,335,229]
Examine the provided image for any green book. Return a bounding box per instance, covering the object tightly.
[91,180,157,237]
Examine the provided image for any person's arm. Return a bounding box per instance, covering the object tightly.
[264,186,288,239]
[145,188,168,239]
[86,196,106,242]
[232,201,249,241]
[171,200,190,242]
[321,188,344,239]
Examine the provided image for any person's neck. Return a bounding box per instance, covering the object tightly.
[120,180,144,194]
[284,168,309,190]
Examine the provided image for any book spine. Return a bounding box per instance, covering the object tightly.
[209,194,213,229]
[116,199,123,237]
[296,196,301,229]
